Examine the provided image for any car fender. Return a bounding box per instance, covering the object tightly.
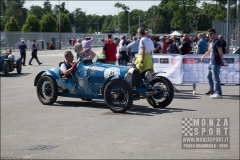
[34,71,45,86]
[15,58,21,61]
[34,70,58,86]
[101,74,120,95]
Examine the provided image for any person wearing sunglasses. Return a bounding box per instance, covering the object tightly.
[201,28,224,99]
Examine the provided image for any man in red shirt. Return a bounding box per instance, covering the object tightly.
[102,34,117,64]
[72,38,76,46]
[162,38,168,53]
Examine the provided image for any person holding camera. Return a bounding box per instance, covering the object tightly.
[29,39,42,65]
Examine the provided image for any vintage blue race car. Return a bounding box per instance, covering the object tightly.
[0,51,22,76]
[34,59,174,113]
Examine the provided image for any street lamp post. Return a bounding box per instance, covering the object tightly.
[138,13,141,28]
[128,11,130,36]
[58,0,61,49]
[94,12,99,34]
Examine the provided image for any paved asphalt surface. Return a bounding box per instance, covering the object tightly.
[1,48,239,159]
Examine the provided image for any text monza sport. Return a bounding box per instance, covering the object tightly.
[182,118,230,149]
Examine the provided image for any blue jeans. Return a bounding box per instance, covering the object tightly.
[120,59,127,66]
[211,64,222,95]
[207,64,214,92]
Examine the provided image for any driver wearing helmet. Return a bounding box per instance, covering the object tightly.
[6,48,15,59]
[60,51,77,78]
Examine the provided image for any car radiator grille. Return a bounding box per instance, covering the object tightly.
[132,69,141,88]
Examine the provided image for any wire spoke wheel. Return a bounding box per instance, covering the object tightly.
[104,79,133,113]
[36,76,58,105]
[146,77,174,108]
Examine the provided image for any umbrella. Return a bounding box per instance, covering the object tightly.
[169,31,182,36]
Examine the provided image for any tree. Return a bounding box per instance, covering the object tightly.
[2,1,27,29]
[114,2,130,33]
[101,15,116,33]
[43,0,52,14]
[4,16,20,31]
[52,2,69,18]
[87,27,95,34]
[71,8,88,33]
[22,15,40,32]
[59,13,71,32]
[28,5,44,20]
[40,13,57,32]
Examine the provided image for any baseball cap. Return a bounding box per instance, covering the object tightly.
[21,40,24,42]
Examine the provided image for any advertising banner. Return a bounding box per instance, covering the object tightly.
[153,55,183,84]
[153,54,240,84]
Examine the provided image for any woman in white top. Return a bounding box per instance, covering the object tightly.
[118,36,128,66]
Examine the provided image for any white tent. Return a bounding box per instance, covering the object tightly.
[169,31,182,36]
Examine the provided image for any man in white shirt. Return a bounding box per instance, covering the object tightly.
[144,31,154,57]
[134,28,154,81]
[60,51,77,78]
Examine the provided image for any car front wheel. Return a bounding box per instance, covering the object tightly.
[3,61,9,77]
[104,79,133,113]
[16,61,22,74]
[36,76,58,105]
[146,77,174,108]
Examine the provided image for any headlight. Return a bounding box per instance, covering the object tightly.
[124,72,132,86]
[145,70,153,81]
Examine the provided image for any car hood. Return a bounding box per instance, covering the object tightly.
[87,63,130,79]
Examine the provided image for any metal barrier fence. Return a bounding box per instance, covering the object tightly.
[1,32,130,50]
[212,20,240,48]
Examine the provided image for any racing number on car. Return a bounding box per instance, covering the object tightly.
[109,71,114,77]
[104,67,120,79]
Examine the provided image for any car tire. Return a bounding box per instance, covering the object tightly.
[81,98,92,101]
[146,76,174,108]
[36,76,58,105]
[3,61,9,77]
[104,79,133,113]
[17,61,22,74]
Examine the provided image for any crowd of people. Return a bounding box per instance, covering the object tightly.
[60,28,226,100]
[14,27,226,99]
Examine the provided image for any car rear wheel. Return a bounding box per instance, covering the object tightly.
[36,76,58,105]
[104,79,133,113]
[146,77,174,108]
[3,61,9,77]
[16,61,22,74]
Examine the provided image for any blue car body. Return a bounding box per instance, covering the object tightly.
[34,60,174,113]
[0,51,22,76]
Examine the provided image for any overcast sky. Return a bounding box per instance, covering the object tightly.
[23,0,204,16]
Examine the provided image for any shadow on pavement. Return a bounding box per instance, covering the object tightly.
[53,100,196,116]
[222,95,240,100]
[0,73,32,77]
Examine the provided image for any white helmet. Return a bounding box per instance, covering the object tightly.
[8,54,14,59]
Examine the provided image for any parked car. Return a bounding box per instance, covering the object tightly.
[0,51,22,76]
[34,58,174,113]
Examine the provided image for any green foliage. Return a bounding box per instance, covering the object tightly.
[4,16,20,31]
[40,13,57,32]
[59,13,71,32]
[28,5,44,20]
[2,1,27,30]
[1,0,237,34]
[87,27,95,34]
[43,0,52,14]
[22,15,40,32]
